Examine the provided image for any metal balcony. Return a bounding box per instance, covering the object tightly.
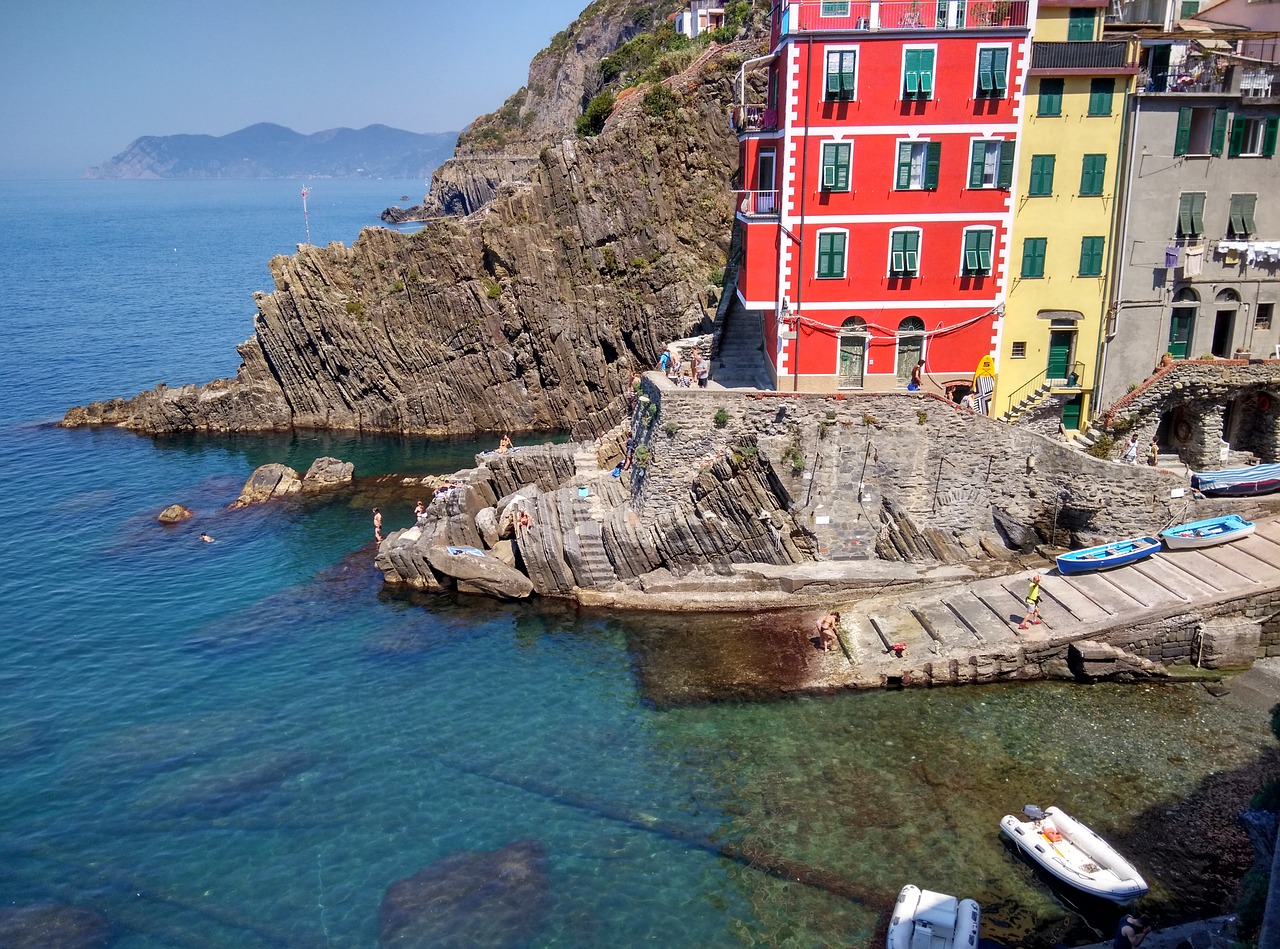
[773,0,1029,37]
[1030,41,1133,72]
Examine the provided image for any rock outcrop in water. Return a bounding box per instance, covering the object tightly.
[229,457,353,508]
[62,21,758,439]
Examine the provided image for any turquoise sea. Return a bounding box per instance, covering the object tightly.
[0,179,1274,948]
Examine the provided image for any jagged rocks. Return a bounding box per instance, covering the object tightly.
[424,546,534,599]
[377,839,549,948]
[231,464,302,508]
[301,456,354,491]
[157,504,193,523]
[1067,640,1168,681]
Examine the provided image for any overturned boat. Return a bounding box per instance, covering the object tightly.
[999,805,1148,904]
[887,884,980,949]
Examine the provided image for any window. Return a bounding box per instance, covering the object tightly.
[962,229,994,275]
[889,229,921,276]
[1176,107,1231,156]
[825,50,858,100]
[1021,238,1047,278]
[1087,78,1114,116]
[820,0,851,14]
[968,139,1015,189]
[817,231,847,278]
[1229,115,1280,157]
[1228,193,1257,237]
[1012,341,1027,358]
[1079,236,1105,276]
[1178,0,1200,16]
[1256,302,1274,330]
[1067,8,1095,40]
[1177,192,1206,239]
[1037,78,1063,117]
[903,48,935,100]
[896,140,941,190]
[976,47,1009,98]
[1028,155,1055,196]
[1079,154,1106,196]
[821,142,851,191]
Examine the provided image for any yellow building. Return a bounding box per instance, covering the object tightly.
[996,1,1136,430]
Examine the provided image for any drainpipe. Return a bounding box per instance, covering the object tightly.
[792,33,813,392]
[1097,71,1141,414]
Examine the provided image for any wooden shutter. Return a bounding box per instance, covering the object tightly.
[827,52,842,95]
[993,48,1008,95]
[964,231,981,273]
[1210,108,1229,156]
[1229,115,1246,157]
[1229,194,1247,236]
[978,49,994,94]
[1021,238,1046,278]
[904,49,920,96]
[924,141,941,190]
[1175,107,1192,156]
[834,143,850,189]
[969,142,987,188]
[896,142,913,189]
[978,230,992,272]
[904,231,919,274]
[1241,193,1257,234]
[919,50,934,97]
[998,140,1015,189]
[1178,193,1195,236]
[1080,154,1105,195]
[841,51,857,94]
[1190,192,1205,234]
[1264,116,1279,157]
[1038,78,1062,116]
[822,146,838,189]
[891,231,907,274]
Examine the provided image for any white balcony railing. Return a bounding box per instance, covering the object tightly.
[737,191,780,216]
[775,0,1029,35]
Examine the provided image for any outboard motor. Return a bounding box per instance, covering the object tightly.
[1023,805,1046,821]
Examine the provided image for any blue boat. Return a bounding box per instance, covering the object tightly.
[1056,536,1161,575]
[1160,514,1255,550]
[1191,463,1280,497]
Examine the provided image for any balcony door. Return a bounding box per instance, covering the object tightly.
[756,149,776,213]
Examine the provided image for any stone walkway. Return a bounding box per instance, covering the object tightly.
[828,517,1280,686]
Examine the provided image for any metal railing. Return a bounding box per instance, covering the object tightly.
[1005,360,1085,415]
[774,0,1029,36]
[732,105,778,133]
[737,190,781,217]
[1030,41,1132,72]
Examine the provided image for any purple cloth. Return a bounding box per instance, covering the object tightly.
[1165,246,1179,269]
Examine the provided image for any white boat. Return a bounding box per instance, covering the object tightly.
[886,884,980,949]
[1160,514,1255,550]
[999,805,1148,903]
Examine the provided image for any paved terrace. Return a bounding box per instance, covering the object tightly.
[817,517,1280,687]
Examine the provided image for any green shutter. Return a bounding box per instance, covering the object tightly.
[994,49,1008,95]
[924,141,941,190]
[891,231,907,274]
[904,231,919,274]
[1241,193,1257,234]
[978,230,993,272]
[1191,192,1205,233]
[1030,155,1054,196]
[822,144,836,189]
[818,232,847,277]
[1088,79,1113,116]
[1229,193,1249,236]
[1264,116,1279,157]
[896,142,913,189]
[1210,108,1229,156]
[1068,7,1094,40]
[827,53,842,95]
[969,142,986,188]
[919,49,934,97]
[998,140,1015,189]
[1229,114,1246,157]
[904,49,920,96]
[1178,193,1195,236]
[978,49,994,94]
[835,143,850,189]
[1080,154,1105,195]
[1079,237,1104,276]
[1038,78,1063,117]
[964,232,980,273]
[841,51,857,94]
[1175,107,1193,156]
[964,230,992,274]
[1021,238,1046,278]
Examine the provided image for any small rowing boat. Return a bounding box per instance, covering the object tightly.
[1055,536,1160,575]
[1191,463,1280,497]
[886,884,980,949]
[1159,514,1255,550]
[1000,805,1147,904]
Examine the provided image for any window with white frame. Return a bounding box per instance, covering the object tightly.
[888,229,921,277]
[975,47,1009,98]
[895,140,940,190]
[967,139,1014,189]
[825,49,857,101]
[961,228,994,276]
[816,230,848,278]
[902,47,935,100]
[820,141,852,191]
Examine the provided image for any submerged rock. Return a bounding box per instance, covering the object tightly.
[0,903,109,949]
[377,839,549,948]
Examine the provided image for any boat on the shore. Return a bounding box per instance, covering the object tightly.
[1159,514,1255,550]
[886,884,980,949]
[1191,463,1280,497]
[1055,536,1161,575]
[999,805,1148,904]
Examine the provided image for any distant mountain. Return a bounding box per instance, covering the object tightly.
[85,123,458,179]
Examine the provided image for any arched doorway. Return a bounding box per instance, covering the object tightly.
[1212,288,1240,358]
[1169,287,1198,359]
[896,316,925,386]
[838,317,868,388]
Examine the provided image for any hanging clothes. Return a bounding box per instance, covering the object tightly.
[1224,248,1241,266]
[1184,244,1205,276]
[1165,246,1180,269]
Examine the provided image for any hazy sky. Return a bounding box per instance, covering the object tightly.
[1,0,591,179]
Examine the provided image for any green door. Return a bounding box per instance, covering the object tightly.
[1061,395,1083,431]
[1169,308,1195,359]
[1047,330,1074,381]
[838,335,865,388]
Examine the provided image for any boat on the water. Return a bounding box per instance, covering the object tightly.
[999,805,1148,904]
[1191,463,1280,497]
[1055,536,1161,575]
[886,884,980,949]
[1159,514,1255,550]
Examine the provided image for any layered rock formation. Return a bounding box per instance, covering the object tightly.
[63,21,758,440]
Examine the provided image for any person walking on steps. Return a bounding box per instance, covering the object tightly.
[1019,574,1042,629]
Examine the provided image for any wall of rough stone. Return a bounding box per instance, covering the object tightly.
[632,374,1268,553]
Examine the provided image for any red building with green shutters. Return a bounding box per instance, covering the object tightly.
[733,0,1032,397]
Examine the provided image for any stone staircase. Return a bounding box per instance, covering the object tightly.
[797,431,880,561]
[711,300,774,390]
[999,383,1051,423]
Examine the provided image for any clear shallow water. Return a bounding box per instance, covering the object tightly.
[0,180,1274,947]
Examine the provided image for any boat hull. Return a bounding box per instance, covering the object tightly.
[1000,807,1147,904]
[1191,463,1280,497]
[1160,514,1255,550]
[1055,537,1160,575]
[887,884,980,949]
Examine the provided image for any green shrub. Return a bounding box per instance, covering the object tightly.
[484,280,501,300]
[344,299,364,317]
[392,278,405,292]
[709,268,725,286]
[576,91,615,137]
[643,84,677,118]
[713,408,729,428]
[663,421,678,437]
[1086,432,1116,459]
[917,410,928,426]
[633,444,652,469]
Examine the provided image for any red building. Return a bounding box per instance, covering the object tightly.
[735,0,1031,395]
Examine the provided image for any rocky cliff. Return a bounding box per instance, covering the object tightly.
[64,31,757,438]
[85,123,458,180]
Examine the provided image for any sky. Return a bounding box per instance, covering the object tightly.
[0,0,593,179]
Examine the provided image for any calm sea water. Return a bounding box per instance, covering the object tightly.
[0,180,1273,948]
